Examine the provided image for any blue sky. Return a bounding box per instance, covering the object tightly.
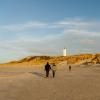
[0,0,100,63]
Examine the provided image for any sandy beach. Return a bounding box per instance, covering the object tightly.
[0,64,100,100]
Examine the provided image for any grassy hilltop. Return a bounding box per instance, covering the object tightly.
[0,53,100,67]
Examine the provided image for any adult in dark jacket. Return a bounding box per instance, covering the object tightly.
[45,62,51,77]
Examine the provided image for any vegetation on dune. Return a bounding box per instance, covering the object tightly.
[0,53,100,66]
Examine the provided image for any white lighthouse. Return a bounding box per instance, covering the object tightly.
[63,48,67,56]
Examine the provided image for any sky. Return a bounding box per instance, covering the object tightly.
[0,0,100,63]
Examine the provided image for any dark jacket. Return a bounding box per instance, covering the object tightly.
[45,63,51,71]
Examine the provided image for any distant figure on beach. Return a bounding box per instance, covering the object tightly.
[45,62,51,77]
[51,63,56,78]
[69,65,71,71]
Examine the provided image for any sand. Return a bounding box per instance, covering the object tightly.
[0,64,100,100]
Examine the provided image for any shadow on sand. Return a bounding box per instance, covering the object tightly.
[29,72,45,78]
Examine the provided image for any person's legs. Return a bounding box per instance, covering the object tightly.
[69,66,71,71]
[47,70,49,77]
[46,71,48,77]
[46,70,49,77]
[53,70,55,78]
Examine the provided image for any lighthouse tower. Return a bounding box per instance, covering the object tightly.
[63,48,67,56]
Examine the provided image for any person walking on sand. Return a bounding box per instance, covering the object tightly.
[45,62,51,77]
[69,65,71,72]
[51,63,56,78]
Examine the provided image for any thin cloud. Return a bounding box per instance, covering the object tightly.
[80,39,96,45]
[0,18,100,62]
[0,21,47,33]
[55,18,100,37]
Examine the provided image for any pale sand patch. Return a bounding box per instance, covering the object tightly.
[0,64,100,100]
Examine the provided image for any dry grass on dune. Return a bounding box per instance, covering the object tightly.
[0,53,100,67]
